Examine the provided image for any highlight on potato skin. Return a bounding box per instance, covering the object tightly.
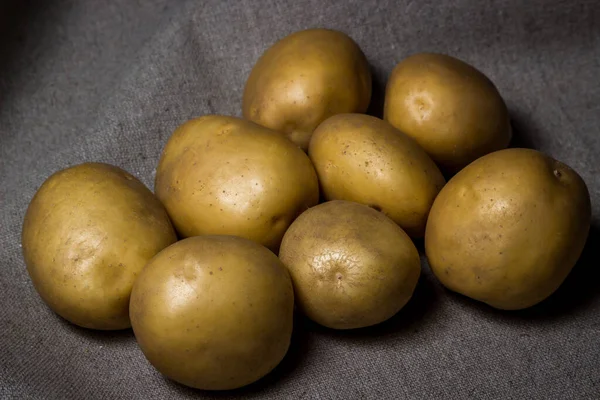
[21,162,177,330]
[154,115,319,252]
[384,52,512,174]
[17,23,596,393]
[308,113,446,238]
[129,235,294,391]
[425,148,591,310]
[279,200,421,330]
[243,28,372,151]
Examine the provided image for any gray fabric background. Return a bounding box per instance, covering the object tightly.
[1,0,599,398]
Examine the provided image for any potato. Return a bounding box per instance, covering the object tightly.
[384,53,512,173]
[130,235,294,390]
[21,162,177,330]
[425,148,591,310]
[279,200,420,329]
[308,113,445,238]
[242,28,372,150]
[155,115,319,252]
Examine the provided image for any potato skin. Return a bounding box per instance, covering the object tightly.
[155,115,319,252]
[242,28,372,150]
[279,200,421,329]
[308,113,445,238]
[129,235,294,390]
[21,162,177,330]
[384,53,511,173]
[425,148,591,310]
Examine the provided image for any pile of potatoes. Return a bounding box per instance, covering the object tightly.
[22,28,591,391]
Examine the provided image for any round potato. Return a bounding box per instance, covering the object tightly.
[242,28,372,150]
[425,148,591,310]
[130,235,294,390]
[21,162,177,330]
[384,53,511,173]
[155,115,319,252]
[279,200,421,329]
[308,113,445,238]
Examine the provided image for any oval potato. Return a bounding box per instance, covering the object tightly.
[308,113,445,238]
[384,53,511,172]
[130,235,294,390]
[243,28,372,150]
[22,162,177,330]
[425,148,591,310]
[155,115,319,251]
[279,200,421,329]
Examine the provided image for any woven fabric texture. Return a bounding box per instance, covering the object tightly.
[1,1,599,399]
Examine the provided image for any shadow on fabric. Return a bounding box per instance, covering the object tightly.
[509,107,540,150]
[0,0,51,106]
[365,63,387,120]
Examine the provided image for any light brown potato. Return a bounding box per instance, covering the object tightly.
[130,235,294,390]
[279,200,421,329]
[21,162,177,330]
[155,115,319,252]
[425,148,591,310]
[308,113,445,238]
[243,28,372,150]
[384,53,511,173]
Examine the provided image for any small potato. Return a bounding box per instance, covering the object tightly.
[279,200,421,329]
[384,53,512,173]
[155,115,319,252]
[130,235,294,390]
[309,113,445,238]
[21,163,177,330]
[243,28,372,150]
[425,148,591,310]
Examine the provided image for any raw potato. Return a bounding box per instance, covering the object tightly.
[279,200,421,329]
[242,28,372,150]
[21,162,177,330]
[425,148,591,310]
[155,115,319,252]
[130,235,294,390]
[384,53,512,173]
[308,113,446,238]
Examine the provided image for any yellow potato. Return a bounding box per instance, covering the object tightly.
[384,53,512,173]
[21,162,176,330]
[243,28,372,150]
[425,148,591,310]
[279,200,421,329]
[308,113,445,238]
[130,235,294,390]
[155,115,319,252]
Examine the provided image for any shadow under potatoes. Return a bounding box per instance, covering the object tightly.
[365,64,387,120]
[508,107,540,150]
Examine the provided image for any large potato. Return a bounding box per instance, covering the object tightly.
[242,28,372,150]
[21,162,177,330]
[155,115,319,251]
[384,53,512,173]
[308,113,445,238]
[130,235,294,390]
[425,148,591,310]
[279,200,421,329]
